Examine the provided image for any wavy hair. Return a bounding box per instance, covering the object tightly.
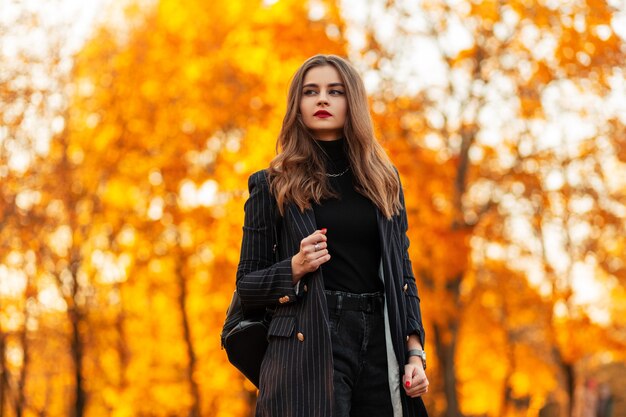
[268,54,401,219]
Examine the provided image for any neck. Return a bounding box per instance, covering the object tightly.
[315,132,343,141]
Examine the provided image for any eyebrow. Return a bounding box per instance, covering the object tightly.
[302,82,345,88]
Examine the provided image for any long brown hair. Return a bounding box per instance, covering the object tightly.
[268,54,401,219]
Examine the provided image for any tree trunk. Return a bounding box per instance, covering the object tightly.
[561,360,575,417]
[175,254,201,417]
[501,367,514,417]
[69,306,86,417]
[499,297,517,417]
[550,347,575,417]
[0,331,6,417]
[115,283,129,391]
[433,321,462,417]
[15,325,28,417]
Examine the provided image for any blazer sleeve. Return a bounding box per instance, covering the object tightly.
[236,170,297,309]
[399,179,426,348]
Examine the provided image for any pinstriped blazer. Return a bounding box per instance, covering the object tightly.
[236,170,427,417]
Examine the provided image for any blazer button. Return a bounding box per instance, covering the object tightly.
[303,284,308,293]
[406,335,410,342]
[297,332,305,342]
[279,296,290,304]
[403,284,408,293]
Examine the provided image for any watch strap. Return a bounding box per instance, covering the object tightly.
[407,349,427,370]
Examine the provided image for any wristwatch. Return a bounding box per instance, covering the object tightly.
[408,349,427,370]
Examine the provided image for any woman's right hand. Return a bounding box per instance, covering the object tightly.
[291,228,330,283]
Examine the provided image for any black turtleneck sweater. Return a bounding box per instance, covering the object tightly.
[312,138,383,294]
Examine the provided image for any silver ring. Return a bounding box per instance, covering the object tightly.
[314,243,320,251]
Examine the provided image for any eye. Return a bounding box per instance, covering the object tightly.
[303,89,317,96]
[330,89,345,95]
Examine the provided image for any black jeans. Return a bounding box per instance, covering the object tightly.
[325,290,394,417]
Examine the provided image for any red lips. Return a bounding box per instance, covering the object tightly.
[314,110,332,118]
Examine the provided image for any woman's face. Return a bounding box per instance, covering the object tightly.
[299,65,347,141]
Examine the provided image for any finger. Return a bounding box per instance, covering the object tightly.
[405,381,428,395]
[411,377,428,389]
[309,254,331,269]
[315,241,328,250]
[315,249,330,260]
[309,230,328,241]
[309,251,330,264]
[306,248,329,261]
[407,379,429,397]
[404,366,428,396]
[301,238,324,252]
[303,238,326,251]
[300,232,326,249]
[409,370,424,383]
[309,242,328,253]
[408,385,429,398]
[403,365,414,389]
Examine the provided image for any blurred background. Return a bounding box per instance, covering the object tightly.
[1,0,626,416]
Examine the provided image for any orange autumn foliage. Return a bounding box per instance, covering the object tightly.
[2,1,626,417]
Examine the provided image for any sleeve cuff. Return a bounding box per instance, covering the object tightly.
[408,328,425,348]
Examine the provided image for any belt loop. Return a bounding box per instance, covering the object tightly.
[336,294,343,314]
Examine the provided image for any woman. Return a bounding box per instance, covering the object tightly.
[236,54,428,417]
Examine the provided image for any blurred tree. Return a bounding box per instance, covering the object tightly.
[355,0,626,416]
[0,1,78,416]
[65,0,346,416]
[2,0,347,415]
[3,0,626,416]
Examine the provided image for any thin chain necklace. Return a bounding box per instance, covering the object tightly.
[312,138,351,177]
[325,166,350,177]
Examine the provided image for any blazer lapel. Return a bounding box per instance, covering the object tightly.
[286,203,318,244]
[376,208,393,256]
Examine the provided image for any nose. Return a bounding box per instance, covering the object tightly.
[317,90,329,105]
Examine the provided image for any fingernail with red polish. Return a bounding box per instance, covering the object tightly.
[321,228,327,233]
[405,381,411,388]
